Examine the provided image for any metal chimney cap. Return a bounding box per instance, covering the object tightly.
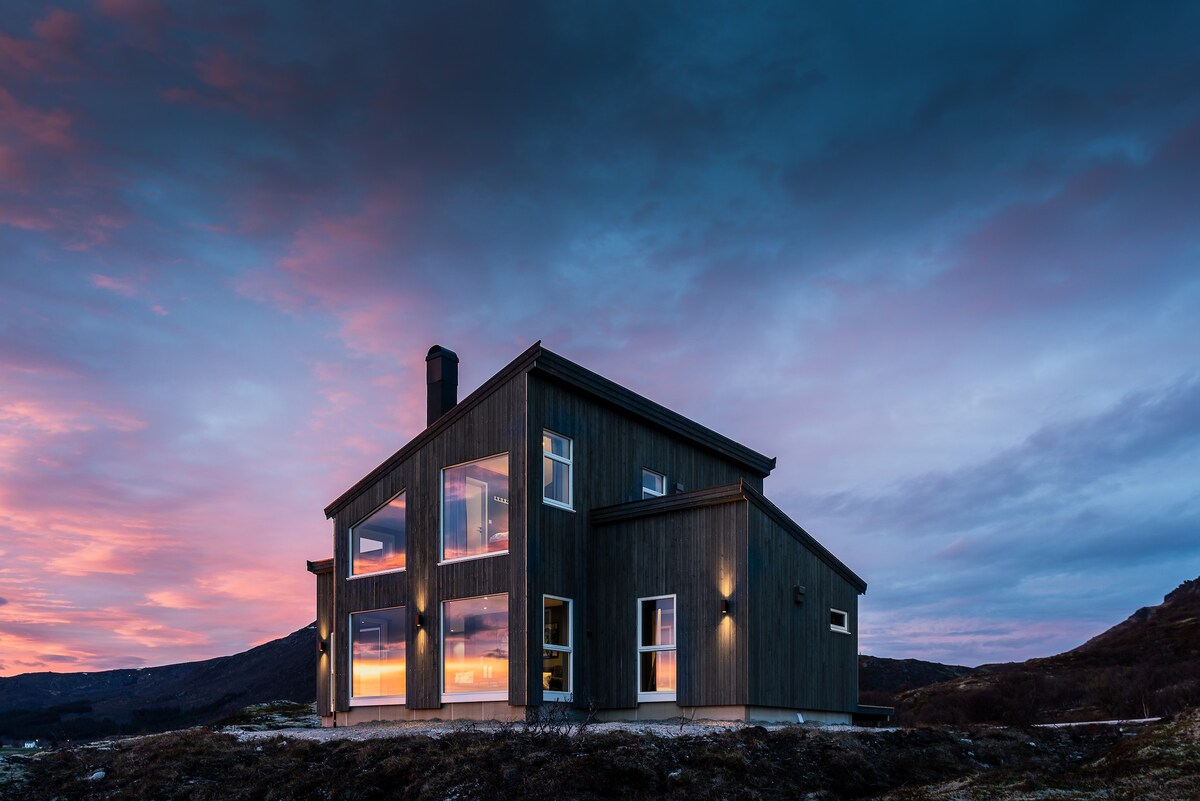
[426,345,459,362]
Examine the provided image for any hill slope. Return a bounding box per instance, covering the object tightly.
[0,624,315,742]
[900,578,1200,725]
[857,654,974,707]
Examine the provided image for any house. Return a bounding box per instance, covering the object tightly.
[307,342,872,725]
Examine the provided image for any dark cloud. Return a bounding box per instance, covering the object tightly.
[0,0,1198,672]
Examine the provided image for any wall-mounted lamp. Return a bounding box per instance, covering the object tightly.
[318,636,329,654]
[794,585,806,606]
[415,613,425,629]
[720,599,730,615]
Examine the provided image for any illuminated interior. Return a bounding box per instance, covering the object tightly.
[542,596,571,694]
[443,594,509,695]
[442,454,509,561]
[638,596,677,695]
[351,492,406,575]
[350,606,406,699]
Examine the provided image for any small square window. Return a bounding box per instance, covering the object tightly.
[830,608,850,634]
[642,469,665,499]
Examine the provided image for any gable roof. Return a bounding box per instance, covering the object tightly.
[323,342,776,519]
[591,480,867,593]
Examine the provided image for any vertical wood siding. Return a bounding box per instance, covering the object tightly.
[331,377,527,712]
[315,570,333,717]
[747,505,859,713]
[588,502,749,709]
[529,376,764,709]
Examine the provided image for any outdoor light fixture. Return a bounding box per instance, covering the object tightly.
[318,637,328,654]
[794,585,806,605]
[720,599,729,615]
[415,613,425,629]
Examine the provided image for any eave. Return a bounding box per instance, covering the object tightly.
[591,480,867,594]
[324,342,776,520]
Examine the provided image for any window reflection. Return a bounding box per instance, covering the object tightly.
[351,607,406,699]
[442,454,509,561]
[638,595,677,698]
[351,493,406,575]
[542,596,571,696]
[443,595,509,696]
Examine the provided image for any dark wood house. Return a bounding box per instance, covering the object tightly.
[307,342,869,724]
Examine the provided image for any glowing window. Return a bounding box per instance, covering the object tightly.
[350,607,406,703]
[350,491,406,576]
[542,596,572,701]
[441,454,509,562]
[637,595,677,701]
[442,594,509,702]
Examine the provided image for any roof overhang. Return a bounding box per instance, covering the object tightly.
[323,342,775,519]
[592,480,868,594]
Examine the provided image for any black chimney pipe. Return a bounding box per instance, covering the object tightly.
[426,345,459,426]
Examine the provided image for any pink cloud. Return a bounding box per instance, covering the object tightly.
[90,272,140,297]
[198,48,244,91]
[34,9,83,47]
[0,85,74,150]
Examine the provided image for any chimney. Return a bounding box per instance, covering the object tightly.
[426,345,459,426]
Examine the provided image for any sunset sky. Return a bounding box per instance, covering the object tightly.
[1,1,1198,676]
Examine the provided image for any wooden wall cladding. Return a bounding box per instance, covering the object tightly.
[747,504,859,714]
[588,501,749,710]
[528,375,764,708]
[315,569,333,717]
[331,375,528,712]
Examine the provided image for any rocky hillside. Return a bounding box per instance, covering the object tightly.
[858,654,974,707]
[0,625,315,743]
[900,578,1200,725]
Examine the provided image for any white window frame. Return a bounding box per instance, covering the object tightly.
[542,594,573,702]
[542,430,573,511]
[636,593,678,702]
[641,468,666,499]
[348,489,407,580]
[438,452,511,565]
[440,594,510,703]
[830,608,851,634]
[348,606,406,706]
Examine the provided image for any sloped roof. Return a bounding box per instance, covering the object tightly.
[591,480,867,593]
[324,342,776,519]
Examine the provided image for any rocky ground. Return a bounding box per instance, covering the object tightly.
[2,707,1197,800]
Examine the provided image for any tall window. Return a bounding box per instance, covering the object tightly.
[542,430,572,509]
[350,607,406,704]
[350,491,406,576]
[637,595,677,701]
[441,454,509,562]
[542,596,572,701]
[641,469,665,499]
[442,594,509,702]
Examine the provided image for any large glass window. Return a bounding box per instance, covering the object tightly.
[442,594,509,701]
[638,595,677,701]
[542,596,572,701]
[441,454,509,562]
[350,607,406,703]
[642,469,665,499]
[542,431,572,509]
[350,492,406,576]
